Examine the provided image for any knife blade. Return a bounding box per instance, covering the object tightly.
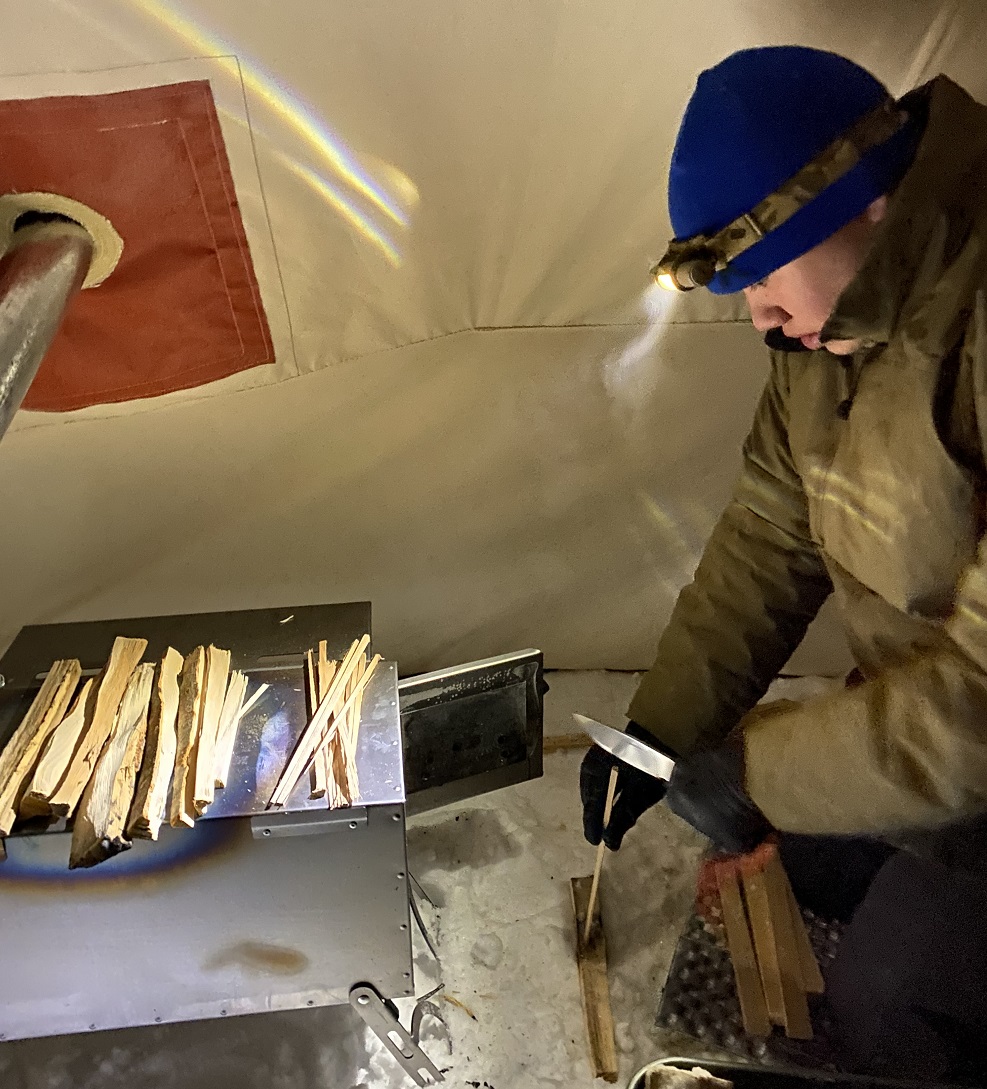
[573,713,676,782]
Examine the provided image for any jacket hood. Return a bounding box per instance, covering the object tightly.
[823,76,987,352]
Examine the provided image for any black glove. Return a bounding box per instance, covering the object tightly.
[664,735,772,854]
[580,722,675,850]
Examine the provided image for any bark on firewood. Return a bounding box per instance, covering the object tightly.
[0,659,82,834]
[70,663,154,869]
[192,646,231,815]
[48,637,147,819]
[19,677,95,821]
[127,648,182,840]
[170,646,206,828]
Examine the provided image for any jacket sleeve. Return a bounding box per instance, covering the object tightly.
[628,351,833,755]
[745,320,987,836]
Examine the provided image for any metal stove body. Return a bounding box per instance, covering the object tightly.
[0,601,544,1080]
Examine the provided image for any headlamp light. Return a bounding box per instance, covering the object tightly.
[650,250,717,292]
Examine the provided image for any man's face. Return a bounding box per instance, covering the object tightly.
[742,198,887,356]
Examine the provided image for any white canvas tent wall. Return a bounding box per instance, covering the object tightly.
[0,0,982,675]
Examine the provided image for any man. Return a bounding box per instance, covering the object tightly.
[580,46,987,1078]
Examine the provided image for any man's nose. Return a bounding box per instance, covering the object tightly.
[746,296,789,333]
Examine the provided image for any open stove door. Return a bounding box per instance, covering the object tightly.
[399,649,545,815]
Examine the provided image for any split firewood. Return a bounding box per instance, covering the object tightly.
[127,648,182,840]
[268,636,374,807]
[20,677,95,821]
[192,645,232,815]
[69,663,154,869]
[0,659,82,834]
[48,637,147,819]
[212,670,248,790]
[170,646,206,828]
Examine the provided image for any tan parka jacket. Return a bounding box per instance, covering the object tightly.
[629,75,987,838]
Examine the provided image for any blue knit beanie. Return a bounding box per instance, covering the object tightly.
[669,46,920,294]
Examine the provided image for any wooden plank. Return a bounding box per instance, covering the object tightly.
[543,732,591,754]
[20,677,95,820]
[127,648,182,840]
[48,637,147,818]
[571,874,619,1083]
[0,659,82,833]
[267,636,372,807]
[212,670,248,791]
[763,853,814,1039]
[170,646,206,828]
[782,867,825,995]
[70,663,154,869]
[192,645,231,815]
[714,862,770,1036]
[740,859,787,1029]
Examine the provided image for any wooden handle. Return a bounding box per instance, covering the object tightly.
[583,766,619,945]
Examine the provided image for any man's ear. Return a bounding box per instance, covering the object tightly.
[866,194,889,224]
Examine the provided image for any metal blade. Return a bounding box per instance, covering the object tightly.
[572,714,676,782]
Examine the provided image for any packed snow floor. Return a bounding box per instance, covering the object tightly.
[0,671,837,1089]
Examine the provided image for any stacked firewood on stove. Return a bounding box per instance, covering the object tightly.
[0,634,375,869]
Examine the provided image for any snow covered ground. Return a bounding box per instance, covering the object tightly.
[0,670,837,1089]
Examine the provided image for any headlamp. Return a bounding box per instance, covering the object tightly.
[650,250,717,292]
[650,97,907,292]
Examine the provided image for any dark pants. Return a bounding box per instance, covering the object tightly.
[781,831,987,1082]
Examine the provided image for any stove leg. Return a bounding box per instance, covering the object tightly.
[349,982,444,1086]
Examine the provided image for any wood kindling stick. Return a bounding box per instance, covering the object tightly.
[127,648,182,841]
[20,676,95,820]
[267,635,370,807]
[316,642,341,803]
[0,658,82,834]
[70,663,154,869]
[583,766,618,945]
[305,650,326,799]
[288,654,380,795]
[193,645,232,815]
[234,682,269,725]
[170,646,206,828]
[48,637,147,819]
[341,654,367,803]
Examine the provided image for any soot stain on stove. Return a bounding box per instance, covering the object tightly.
[203,941,309,976]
